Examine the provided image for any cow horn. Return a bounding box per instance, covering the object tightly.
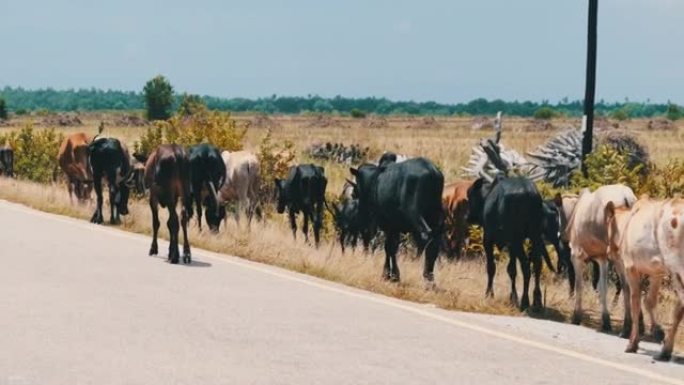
[208,180,220,210]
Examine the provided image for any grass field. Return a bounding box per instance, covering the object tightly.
[1,111,683,351]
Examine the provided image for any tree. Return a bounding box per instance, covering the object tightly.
[533,106,558,120]
[143,75,174,121]
[0,97,7,120]
[178,93,206,116]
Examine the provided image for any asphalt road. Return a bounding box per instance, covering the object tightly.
[1,200,683,385]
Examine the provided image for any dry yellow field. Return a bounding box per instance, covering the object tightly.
[1,112,683,351]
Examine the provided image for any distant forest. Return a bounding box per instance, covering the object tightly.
[0,86,675,118]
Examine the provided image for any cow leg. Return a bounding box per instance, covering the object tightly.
[194,184,203,231]
[313,202,323,248]
[571,252,585,325]
[181,206,191,264]
[657,275,684,362]
[67,180,75,204]
[625,267,642,353]
[339,231,346,254]
[90,174,104,224]
[167,206,180,264]
[288,209,297,240]
[597,258,612,331]
[384,231,400,281]
[591,259,600,291]
[484,235,496,298]
[108,175,119,224]
[510,243,527,310]
[302,211,310,244]
[423,234,440,287]
[645,275,665,342]
[531,238,544,311]
[564,241,576,295]
[614,258,633,339]
[149,198,160,256]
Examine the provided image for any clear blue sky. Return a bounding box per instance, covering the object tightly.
[1,0,681,104]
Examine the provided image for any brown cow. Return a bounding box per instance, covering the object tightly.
[441,180,473,259]
[607,197,684,361]
[143,144,193,264]
[58,132,93,202]
[565,184,636,332]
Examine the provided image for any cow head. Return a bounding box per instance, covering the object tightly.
[349,164,381,219]
[466,177,492,225]
[274,178,288,214]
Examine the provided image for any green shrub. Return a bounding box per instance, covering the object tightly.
[639,159,684,198]
[571,145,644,193]
[178,93,206,117]
[0,98,7,120]
[666,103,682,121]
[14,109,28,116]
[350,109,367,119]
[257,129,295,209]
[134,109,246,156]
[610,108,629,121]
[533,106,558,120]
[0,124,63,183]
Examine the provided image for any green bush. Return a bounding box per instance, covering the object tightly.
[178,93,206,117]
[0,124,63,183]
[0,98,7,120]
[350,109,367,119]
[610,108,629,121]
[571,145,644,193]
[143,75,174,121]
[257,129,295,209]
[533,106,558,120]
[134,109,246,156]
[666,103,682,121]
[640,159,684,198]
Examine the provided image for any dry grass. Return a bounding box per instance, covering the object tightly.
[1,112,684,352]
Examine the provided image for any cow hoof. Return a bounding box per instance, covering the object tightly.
[625,343,638,354]
[149,246,158,256]
[653,325,665,343]
[389,275,400,283]
[571,312,582,325]
[601,314,612,332]
[382,272,391,281]
[655,350,672,362]
[110,219,121,225]
[519,300,529,312]
[424,280,437,291]
[183,254,192,264]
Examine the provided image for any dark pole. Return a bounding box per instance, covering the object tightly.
[581,0,598,175]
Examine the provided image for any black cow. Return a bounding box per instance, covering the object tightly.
[88,137,132,225]
[330,199,375,253]
[143,144,193,264]
[188,143,226,232]
[349,158,444,284]
[0,146,13,177]
[275,164,327,247]
[467,175,550,311]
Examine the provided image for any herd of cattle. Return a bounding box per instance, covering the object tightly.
[0,131,683,361]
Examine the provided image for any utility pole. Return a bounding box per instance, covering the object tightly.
[581,0,598,175]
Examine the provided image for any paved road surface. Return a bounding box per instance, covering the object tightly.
[1,200,683,385]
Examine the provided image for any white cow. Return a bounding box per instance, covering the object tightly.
[607,197,684,361]
[565,184,636,332]
[218,150,261,225]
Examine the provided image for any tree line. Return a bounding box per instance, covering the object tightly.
[0,80,681,119]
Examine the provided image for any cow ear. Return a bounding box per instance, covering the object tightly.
[553,193,563,208]
[349,167,359,177]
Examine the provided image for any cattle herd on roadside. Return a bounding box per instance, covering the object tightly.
[0,129,683,361]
